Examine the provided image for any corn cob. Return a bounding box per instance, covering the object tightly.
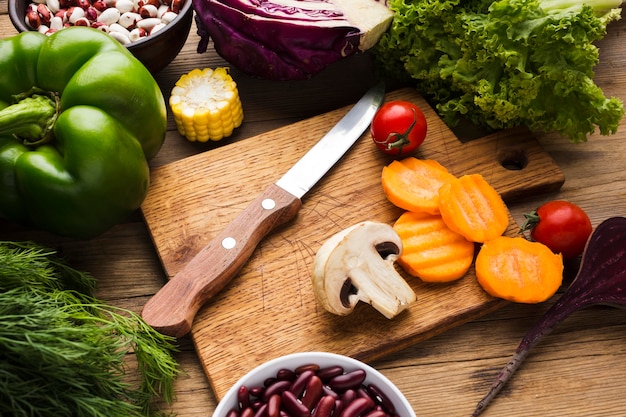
[169,67,244,142]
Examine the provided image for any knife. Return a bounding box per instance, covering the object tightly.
[141,82,386,338]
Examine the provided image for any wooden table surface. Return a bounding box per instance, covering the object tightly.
[2,3,626,416]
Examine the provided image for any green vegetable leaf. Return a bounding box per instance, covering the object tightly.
[374,0,624,142]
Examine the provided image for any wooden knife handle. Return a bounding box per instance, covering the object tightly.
[141,183,302,338]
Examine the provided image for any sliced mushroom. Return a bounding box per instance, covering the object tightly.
[311,221,417,319]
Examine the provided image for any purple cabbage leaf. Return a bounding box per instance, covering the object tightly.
[193,0,393,80]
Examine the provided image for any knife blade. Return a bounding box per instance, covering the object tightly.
[141,82,386,338]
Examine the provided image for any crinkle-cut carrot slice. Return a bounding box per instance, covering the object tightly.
[393,211,475,283]
[475,236,564,303]
[381,157,457,215]
[438,173,509,243]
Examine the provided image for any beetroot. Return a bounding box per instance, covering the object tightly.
[472,217,626,416]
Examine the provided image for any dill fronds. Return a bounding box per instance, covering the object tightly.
[0,241,180,417]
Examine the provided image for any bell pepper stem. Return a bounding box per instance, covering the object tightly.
[0,92,59,146]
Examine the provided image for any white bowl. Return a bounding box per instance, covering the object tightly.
[213,351,416,417]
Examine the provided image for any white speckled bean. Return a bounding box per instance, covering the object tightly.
[92,22,110,32]
[156,4,169,18]
[74,16,90,26]
[25,4,40,28]
[149,22,166,34]
[160,10,177,24]
[109,30,130,44]
[24,0,184,44]
[136,17,160,30]
[118,11,140,28]
[49,15,63,30]
[67,7,85,24]
[128,27,146,41]
[97,7,120,24]
[46,0,60,13]
[108,22,130,35]
[115,0,134,13]
[139,4,157,18]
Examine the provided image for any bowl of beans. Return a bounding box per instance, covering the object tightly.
[214,351,416,417]
[9,0,193,73]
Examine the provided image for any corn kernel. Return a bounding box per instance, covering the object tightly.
[169,68,244,142]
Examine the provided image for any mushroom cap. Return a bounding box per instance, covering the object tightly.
[311,221,417,318]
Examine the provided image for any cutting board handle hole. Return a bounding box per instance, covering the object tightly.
[499,149,528,171]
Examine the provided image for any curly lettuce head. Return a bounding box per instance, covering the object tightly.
[374,0,624,142]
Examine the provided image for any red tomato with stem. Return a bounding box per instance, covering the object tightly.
[371,101,427,156]
[521,200,592,259]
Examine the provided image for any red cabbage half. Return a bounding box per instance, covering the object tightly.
[193,0,394,80]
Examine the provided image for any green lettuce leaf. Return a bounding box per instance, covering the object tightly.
[374,0,624,142]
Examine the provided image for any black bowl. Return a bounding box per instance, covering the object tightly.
[9,0,193,74]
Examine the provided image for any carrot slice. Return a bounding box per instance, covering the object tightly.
[475,236,564,303]
[393,211,475,283]
[381,157,457,215]
[438,173,509,243]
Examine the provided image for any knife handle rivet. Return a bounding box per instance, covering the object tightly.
[222,237,236,250]
[261,198,276,210]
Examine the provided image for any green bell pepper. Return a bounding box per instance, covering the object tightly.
[0,27,167,239]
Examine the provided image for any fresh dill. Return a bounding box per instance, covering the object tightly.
[0,241,180,417]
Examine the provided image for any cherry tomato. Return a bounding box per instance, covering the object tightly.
[522,200,592,259]
[371,100,427,156]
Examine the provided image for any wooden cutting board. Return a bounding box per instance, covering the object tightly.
[141,87,564,400]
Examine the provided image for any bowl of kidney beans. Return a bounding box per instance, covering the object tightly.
[214,351,416,417]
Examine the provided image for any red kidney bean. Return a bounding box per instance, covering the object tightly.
[267,394,281,417]
[342,389,357,405]
[249,386,264,398]
[237,385,250,410]
[339,396,375,417]
[363,410,389,417]
[281,390,309,417]
[226,409,240,417]
[276,368,296,382]
[241,407,255,417]
[366,384,395,415]
[316,365,345,382]
[289,369,315,398]
[232,363,404,417]
[330,369,367,391]
[334,399,346,417]
[301,375,324,410]
[356,387,371,399]
[253,403,268,417]
[262,380,291,402]
[312,395,336,417]
[295,363,320,374]
[322,385,340,399]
